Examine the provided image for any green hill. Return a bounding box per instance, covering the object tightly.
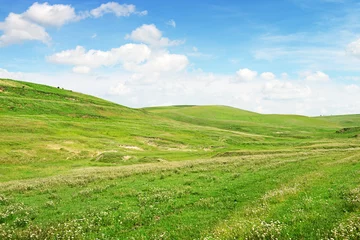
[1,78,358,180]
[1,79,360,239]
[1,79,275,181]
[318,114,360,127]
[144,105,339,138]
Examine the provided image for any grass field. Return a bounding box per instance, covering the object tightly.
[1,78,360,239]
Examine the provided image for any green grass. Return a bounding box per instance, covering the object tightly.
[318,114,360,127]
[1,78,360,239]
[144,105,339,138]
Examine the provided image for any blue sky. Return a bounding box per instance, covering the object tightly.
[1,0,360,115]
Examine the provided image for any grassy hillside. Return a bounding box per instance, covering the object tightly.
[145,105,341,138]
[318,114,360,127]
[1,79,360,239]
[1,79,274,180]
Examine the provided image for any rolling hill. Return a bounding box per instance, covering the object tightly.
[145,105,340,138]
[1,78,360,239]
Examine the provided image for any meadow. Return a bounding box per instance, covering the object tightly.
[1,78,360,239]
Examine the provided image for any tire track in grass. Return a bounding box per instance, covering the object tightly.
[268,150,360,239]
[0,152,331,239]
[207,150,360,239]
[0,150,332,193]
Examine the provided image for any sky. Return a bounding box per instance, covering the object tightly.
[1,0,360,116]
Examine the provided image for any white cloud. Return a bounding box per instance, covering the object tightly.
[23,2,78,27]
[91,33,97,39]
[0,68,23,79]
[263,80,312,100]
[347,38,360,58]
[0,13,50,46]
[0,2,147,47]
[109,82,131,95]
[47,44,151,70]
[0,2,83,46]
[10,66,360,116]
[166,19,176,28]
[124,50,189,73]
[126,24,183,47]
[72,66,91,74]
[303,71,330,82]
[345,84,360,93]
[90,2,147,18]
[260,72,276,81]
[235,68,258,82]
[48,24,189,74]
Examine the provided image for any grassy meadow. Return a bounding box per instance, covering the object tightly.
[1,78,360,239]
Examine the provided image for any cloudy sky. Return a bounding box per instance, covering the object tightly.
[1,0,360,115]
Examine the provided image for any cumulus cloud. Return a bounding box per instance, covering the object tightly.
[124,50,189,73]
[23,2,79,27]
[90,2,147,18]
[48,46,189,74]
[303,71,330,82]
[126,24,183,47]
[235,68,258,82]
[48,44,151,70]
[263,80,311,100]
[0,13,50,46]
[90,2,135,17]
[0,2,79,46]
[260,72,276,81]
[0,2,147,46]
[48,24,189,74]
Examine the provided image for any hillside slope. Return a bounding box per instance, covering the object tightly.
[144,105,340,138]
[317,114,360,127]
[1,79,360,239]
[2,79,359,181]
[0,79,272,181]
